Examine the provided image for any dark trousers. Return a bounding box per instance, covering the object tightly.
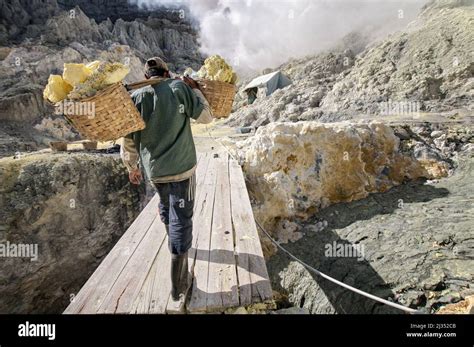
[153,175,195,255]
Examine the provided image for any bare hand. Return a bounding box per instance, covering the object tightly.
[129,168,142,185]
[183,76,200,90]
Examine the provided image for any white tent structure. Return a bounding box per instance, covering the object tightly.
[243,70,292,96]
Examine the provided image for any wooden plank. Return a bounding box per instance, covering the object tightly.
[67,151,272,314]
[206,157,239,311]
[130,257,157,314]
[184,152,210,280]
[147,237,172,313]
[129,236,168,314]
[186,155,219,312]
[64,195,160,314]
[229,160,273,305]
[194,153,209,199]
[96,216,167,313]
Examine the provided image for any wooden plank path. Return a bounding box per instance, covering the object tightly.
[64,152,273,314]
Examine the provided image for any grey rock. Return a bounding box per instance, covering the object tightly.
[0,153,141,313]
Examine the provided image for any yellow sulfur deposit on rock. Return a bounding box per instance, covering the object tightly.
[43,75,73,103]
[197,55,237,84]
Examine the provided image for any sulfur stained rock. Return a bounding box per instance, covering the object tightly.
[236,121,449,231]
[437,295,474,314]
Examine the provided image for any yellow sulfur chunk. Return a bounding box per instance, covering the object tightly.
[86,60,101,73]
[197,55,236,84]
[103,63,130,84]
[215,69,233,83]
[63,63,93,86]
[43,75,73,103]
[68,62,130,100]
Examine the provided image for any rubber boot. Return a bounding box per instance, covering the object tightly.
[170,253,185,301]
[168,253,187,314]
[179,252,189,295]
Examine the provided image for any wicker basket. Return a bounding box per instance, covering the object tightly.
[63,83,145,141]
[198,80,236,118]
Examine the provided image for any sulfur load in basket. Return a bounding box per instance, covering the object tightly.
[185,55,238,118]
[66,83,144,141]
[43,61,144,141]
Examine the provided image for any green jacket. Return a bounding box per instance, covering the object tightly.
[127,79,205,180]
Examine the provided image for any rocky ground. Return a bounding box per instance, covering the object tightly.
[267,151,473,314]
[0,152,141,313]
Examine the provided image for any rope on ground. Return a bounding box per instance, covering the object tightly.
[204,124,423,315]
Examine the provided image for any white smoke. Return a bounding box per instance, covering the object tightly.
[130,0,427,74]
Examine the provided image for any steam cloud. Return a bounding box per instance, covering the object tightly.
[130,0,427,74]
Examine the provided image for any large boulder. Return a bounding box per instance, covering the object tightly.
[235,121,449,232]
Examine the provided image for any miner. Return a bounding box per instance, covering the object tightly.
[120,57,213,311]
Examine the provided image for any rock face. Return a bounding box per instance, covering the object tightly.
[321,2,474,114]
[227,1,473,127]
[0,0,201,70]
[0,153,140,313]
[0,0,61,44]
[0,0,202,153]
[235,121,450,236]
[57,0,179,23]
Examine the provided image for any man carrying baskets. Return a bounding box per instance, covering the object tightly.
[120,57,213,311]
